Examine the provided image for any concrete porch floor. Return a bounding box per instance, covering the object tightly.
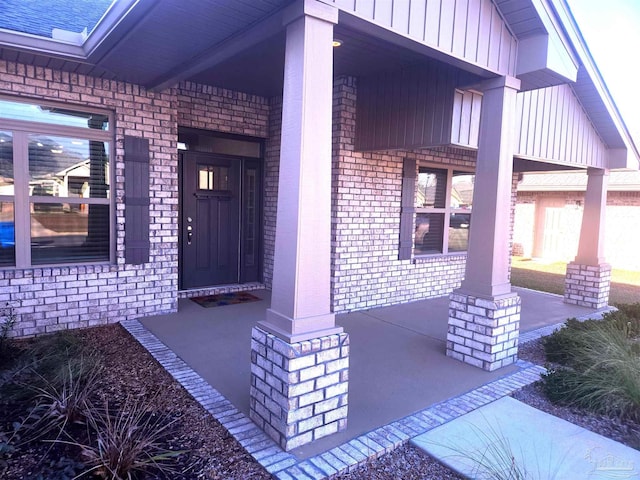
[139,287,597,459]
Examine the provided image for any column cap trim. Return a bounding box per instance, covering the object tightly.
[283,0,339,26]
[468,75,521,93]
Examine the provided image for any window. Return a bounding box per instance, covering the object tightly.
[0,98,112,267]
[414,167,474,255]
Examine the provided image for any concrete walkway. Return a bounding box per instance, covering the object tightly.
[126,287,618,478]
[412,397,640,479]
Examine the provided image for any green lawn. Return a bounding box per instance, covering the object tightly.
[510,257,640,306]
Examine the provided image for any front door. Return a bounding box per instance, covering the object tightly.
[181,152,240,288]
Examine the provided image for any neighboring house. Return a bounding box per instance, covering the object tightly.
[514,171,640,271]
[0,0,638,450]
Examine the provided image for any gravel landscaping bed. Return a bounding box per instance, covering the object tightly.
[3,324,636,479]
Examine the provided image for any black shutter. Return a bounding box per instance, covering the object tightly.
[398,158,416,260]
[124,136,150,265]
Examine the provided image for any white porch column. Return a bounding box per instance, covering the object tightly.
[258,1,341,344]
[447,76,522,371]
[250,1,349,452]
[564,168,611,308]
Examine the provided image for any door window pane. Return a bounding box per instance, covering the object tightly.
[416,168,447,208]
[198,165,229,191]
[0,131,13,195]
[31,203,109,264]
[0,99,109,130]
[29,135,110,199]
[0,202,14,266]
[414,213,444,254]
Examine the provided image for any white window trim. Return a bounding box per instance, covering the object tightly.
[0,97,115,269]
[414,163,474,257]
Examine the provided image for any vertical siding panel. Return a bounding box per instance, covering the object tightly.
[508,35,517,75]
[355,0,375,17]
[476,0,491,66]
[416,68,429,146]
[564,94,574,163]
[425,0,442,45]
[536,88,547,159]
[392,0,411,33]
[373,0,393,26]
[517,92,529,156]
[465,0,481,59]
[573,99,582,164]
[554,87,567,161]
[469,91,482,148]
[399,68,411,147]
[406,68,420,145]
[526,90,538,156]
[424,68,437,145]
[545,87,557,159]
[515,91,524,155]
[408,0,427,39]
[498,25,512,73]
[451,90,463,144]
[487,6,502,71]
[389,70,402,148]
[438,0,455,52]
[459,91,473,145]
[452,0,468,57]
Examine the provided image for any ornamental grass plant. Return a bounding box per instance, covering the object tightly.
[542,307,640,421]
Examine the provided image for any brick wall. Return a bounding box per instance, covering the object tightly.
[263,97,282,289]
[330,77,477,312]
[0,60,179,337]
[176,82,269,137]
[0,62,273,337]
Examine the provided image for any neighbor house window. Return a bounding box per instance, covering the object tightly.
[0,98,112,267]
[414,167,474,255]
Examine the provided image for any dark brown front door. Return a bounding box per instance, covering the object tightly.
[181,152,240,288]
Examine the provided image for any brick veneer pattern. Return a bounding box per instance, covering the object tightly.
[564,262,611,309]
[447,291,521,371]
[249,327,349,451]
[0,61,271,338]
[330,76,477,313]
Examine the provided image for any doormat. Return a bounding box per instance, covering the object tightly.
[190,292,261,308]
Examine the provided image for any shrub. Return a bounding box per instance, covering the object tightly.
[63,396,185,479]
[541,321,640,420]
[25,354,102,442]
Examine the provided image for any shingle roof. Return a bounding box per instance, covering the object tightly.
[518,171,640,192]
[0,0,114,38]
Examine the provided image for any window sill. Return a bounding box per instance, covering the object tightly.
[412,252,467,264]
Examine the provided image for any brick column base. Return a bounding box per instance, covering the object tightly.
[564,262,611,309]
[447,291,521,371]
[249,327,349,451]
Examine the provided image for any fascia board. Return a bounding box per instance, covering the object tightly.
[0,29,85,59]
[550,0,640,168]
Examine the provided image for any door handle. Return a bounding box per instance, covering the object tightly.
[187,225,193,245]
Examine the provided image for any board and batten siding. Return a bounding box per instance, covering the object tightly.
[515,84,607,168]
[451,89,483,149]
[355,62,462,151]
[322,0,517,76]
